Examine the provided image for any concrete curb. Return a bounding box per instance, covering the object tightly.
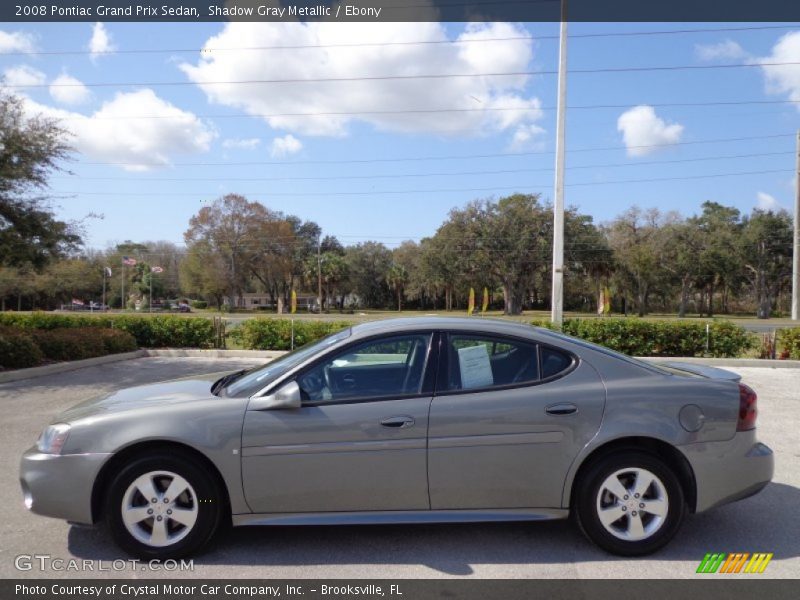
[0,349,284,384]
[0,350,147,383]
[639,357,800,369]
[144,349,286,359]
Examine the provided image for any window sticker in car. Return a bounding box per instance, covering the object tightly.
[457,344,494,389]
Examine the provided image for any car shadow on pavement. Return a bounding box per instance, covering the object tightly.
[67,482,800,576]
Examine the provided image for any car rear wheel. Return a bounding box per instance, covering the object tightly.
[105,453,223,559]
[574,451,686,556]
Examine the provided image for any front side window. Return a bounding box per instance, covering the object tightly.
[446,334,539,392]
[224,328,351,397]
[298,333,432,404]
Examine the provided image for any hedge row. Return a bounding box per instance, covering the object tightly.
[0,326,137,370]
[0,313,216,348]
[779,327,800,359]
[232,319,352,350]
[531,318,755,358]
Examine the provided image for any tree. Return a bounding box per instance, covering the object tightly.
[344,242,393,308]
[393,241,423,309]
[0,92,80,268]
[606,207,676,317]
[419,224,465,311]
[739,209,793,319]
[437,194,551,315]
[386,262,409,311]
[661,220,703,318]
[179,240,229,309]
[692,201,743,316]
[184,194,266,307]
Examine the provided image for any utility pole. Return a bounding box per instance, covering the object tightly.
[551,0,568,325]
[317,235,323,313]
[793,129,800,320]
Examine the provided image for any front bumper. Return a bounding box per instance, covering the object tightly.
[19,446,111,525]
[679,430,774,513]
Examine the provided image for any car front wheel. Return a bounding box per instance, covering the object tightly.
[574,451,686,556]
[105,452,223,559]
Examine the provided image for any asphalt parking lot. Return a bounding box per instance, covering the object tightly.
[0,358,798,579]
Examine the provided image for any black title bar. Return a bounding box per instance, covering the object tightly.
[5,0,800,23]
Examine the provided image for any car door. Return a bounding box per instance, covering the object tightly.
[427,332,605,510]
[241,332,435,514]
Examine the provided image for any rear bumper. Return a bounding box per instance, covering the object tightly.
[679,431,774,513]
[19,446,110,525]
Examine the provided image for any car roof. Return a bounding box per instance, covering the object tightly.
[348,316,539,339]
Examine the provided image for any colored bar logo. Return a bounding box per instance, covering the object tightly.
[696,552,773,574]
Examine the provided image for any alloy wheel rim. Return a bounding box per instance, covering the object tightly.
[595,467,669,542]
[121,470,198,547]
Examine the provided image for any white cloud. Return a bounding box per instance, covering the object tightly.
[89,22,115,61]
[3,65,45,87]
[269,134,302,157]
[222,137,261,150]
[616,105,684,157]
[21,89,214,171]
[756,31,800,109]
[508,123,545,151]
[49,74,91,105]
[695,39,747,61]
[756,191,780,211]
[0,30,37,54]
[179,21,543,138]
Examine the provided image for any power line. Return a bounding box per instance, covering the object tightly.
[76,133,797,168]
[4,25,797,57]
[50,167,794,198]
[53,151,796,183]
[44,99,800,122]
[9,60,800,90]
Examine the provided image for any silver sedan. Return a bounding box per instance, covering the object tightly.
[20,317,773,558]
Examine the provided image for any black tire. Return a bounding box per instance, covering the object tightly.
[573,451,686,556]
[105,452,223,559]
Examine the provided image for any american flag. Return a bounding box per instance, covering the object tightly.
[151,266,164,273]
[122,256,137,266]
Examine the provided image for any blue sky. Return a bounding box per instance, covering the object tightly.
[2,20,799,250]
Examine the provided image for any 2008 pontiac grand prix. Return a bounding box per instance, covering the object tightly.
[20,317,773,558]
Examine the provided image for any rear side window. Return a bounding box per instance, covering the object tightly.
[541,347,573,379]
[446,334,539,391]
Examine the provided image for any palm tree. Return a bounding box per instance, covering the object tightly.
[386,263,408,312]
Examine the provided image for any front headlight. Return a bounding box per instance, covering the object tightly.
[37,423,71,455]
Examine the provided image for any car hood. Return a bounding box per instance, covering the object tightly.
[57,374,224,423]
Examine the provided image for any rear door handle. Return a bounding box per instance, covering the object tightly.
[546,403,578,416]
[380,416,415,428]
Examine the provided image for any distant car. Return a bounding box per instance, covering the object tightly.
[177,303,191,313]
[20,317,773,559]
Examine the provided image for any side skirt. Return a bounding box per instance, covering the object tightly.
[232,508,569,527]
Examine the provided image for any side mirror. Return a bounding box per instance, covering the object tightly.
[249,381,302,410]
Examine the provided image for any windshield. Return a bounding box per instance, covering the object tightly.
[224,327,352,397]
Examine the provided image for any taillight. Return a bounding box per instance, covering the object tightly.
[737,383,758,431]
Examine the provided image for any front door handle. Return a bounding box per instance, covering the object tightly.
[546,403,578,416]
[380,416,415,428]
